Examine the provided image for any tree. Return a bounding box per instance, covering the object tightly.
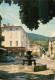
[0,0,55,30]
[0,15,4,47]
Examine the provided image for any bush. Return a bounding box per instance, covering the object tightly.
[51,57,55,60]
[31,52,39,57]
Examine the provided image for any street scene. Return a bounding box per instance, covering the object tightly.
[0,0,55,80]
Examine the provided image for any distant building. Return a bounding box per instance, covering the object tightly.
[29,44,43,57]
[2,25,29,55]
[48,39,55,57]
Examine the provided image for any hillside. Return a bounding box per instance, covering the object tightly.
[26,33,55,41]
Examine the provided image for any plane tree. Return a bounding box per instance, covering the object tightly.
[0,15,4,47]
[0,0,55,30]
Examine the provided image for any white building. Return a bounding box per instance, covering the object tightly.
[2,25,29,52]
[29,44,43,57]
[48,39,55,57]
[26,37,30,51]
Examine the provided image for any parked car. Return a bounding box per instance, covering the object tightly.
[0,56,15,62]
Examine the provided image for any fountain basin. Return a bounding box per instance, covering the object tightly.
[19,64,47,72]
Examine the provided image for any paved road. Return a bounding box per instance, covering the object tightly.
[0,57,55,70]
[0,57,55,80]
[36,58,55,70]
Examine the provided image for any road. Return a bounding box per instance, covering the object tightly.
[0,57,55,80]
[0,57,55,70]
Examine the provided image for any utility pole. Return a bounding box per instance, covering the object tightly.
[0,15,4,47]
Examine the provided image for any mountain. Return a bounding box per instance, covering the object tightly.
[26,33,55,41]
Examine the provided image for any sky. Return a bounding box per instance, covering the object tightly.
[0,2,55,37]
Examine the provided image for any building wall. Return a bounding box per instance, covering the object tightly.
[2,26,30,52]
[20,27,26,47]
[1,26,30,56]
[2,27,21,47]
[26,37,30,51]
[49,39,55,57]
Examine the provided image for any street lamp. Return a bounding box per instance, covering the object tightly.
[0,15,4,47]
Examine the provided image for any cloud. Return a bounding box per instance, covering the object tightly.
[51,31,55,37]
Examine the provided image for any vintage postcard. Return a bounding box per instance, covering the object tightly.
[0,0,55,80]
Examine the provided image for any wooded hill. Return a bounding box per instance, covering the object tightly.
[27,33,55,41]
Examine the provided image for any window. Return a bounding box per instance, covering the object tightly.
[16,41,18,46]
[10,28,12,30]
[10,41,12,46]
[16,28,18,30]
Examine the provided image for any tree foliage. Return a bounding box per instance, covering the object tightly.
[35,41,49,51]
[0,0,55,30]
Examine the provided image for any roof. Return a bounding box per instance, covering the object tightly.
[2,26,26,33]
[30,44,40,47]
[49,39,55,41]
[30,44,43,49]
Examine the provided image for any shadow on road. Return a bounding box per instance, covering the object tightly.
[0,70,54,80]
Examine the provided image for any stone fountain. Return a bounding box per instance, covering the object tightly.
[18,51,47,72]
[23,51,36,65]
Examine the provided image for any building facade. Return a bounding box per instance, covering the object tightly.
[48,39,55,57]
[29,44,43,57]
[2,25,29,54]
